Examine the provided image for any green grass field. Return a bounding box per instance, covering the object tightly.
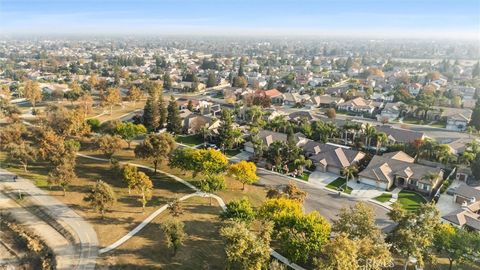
[326,177,352,194]
[175,134,203,146]
[374,193,392,203]
[398,190,427,211]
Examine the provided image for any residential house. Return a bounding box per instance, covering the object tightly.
[243,130,308,153]
[374,125,425,144]
[358,151,443,194]
[426,107,472,131]
[255,89,284,104]
[288,111,315,122]
[443,185,480,232]
[304,141,365,175]
[337,97,376,114]
[408,83,422,96]
[283,93,303,106]
[308,94,344,108]
[377,102,406,122]
[182,114,217,134]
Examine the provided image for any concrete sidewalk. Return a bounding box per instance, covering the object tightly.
[0,169,98,270]
[0,192,76,270]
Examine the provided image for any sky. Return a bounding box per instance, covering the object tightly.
[0,0,479,39]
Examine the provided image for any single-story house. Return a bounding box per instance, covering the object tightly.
[443,186,480,232]
[304,141,365,175]
[377,102,405,122]
[374,125,425,144]
[337,97,376,114]
[244,130,308,153]
[358,151,443,194]
[308,94,344,108]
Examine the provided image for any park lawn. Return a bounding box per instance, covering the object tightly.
[326,177,352,194]
[175,134,203,146]
[80,148,268,207]
[0,152,192,247]
[398,190,427,211]
[374,193,392,203]
[0,151,50,187]
[94,102,146,123]
[97,196,227,270]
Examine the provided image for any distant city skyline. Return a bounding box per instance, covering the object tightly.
[1,0,479,40]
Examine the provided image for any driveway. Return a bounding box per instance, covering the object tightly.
[257,169,395,232]
[308,171,338,188]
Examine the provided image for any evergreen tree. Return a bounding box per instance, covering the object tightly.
[166,96,182,134]
[218,109,235,150]
[238,62,245,77]
[158,95,167,129]
[207,72,217,88]
[469,99,480,130]
[473,61,480,78]
[163,73,172,90]
[143,95,159,131]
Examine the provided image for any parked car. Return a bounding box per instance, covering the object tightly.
[446,187,457,196]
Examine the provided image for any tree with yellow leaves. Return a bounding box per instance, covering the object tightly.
[23,80,42,108]
[103,87,122,115]
[228,160,259,190]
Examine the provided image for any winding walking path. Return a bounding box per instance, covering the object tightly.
[76,153,306,270]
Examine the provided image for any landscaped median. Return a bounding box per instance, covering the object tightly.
[325,177,352,194]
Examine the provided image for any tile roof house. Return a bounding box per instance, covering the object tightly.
[307,94,344,108]
[256,89,284,104]
[358,151,443,194]
[282,93,303,106]
[377,102,406,122]
[303,141,365,175]
[443,185,480,232]
[243,130,308,153]
[374,125,425,144]
[337,97,376,114]
[426,107,472,131]
[182,114,217,134]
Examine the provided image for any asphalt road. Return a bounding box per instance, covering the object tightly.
[257,169,395,232]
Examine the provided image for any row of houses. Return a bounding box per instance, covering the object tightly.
[243,126,442,196]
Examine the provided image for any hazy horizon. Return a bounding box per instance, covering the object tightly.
[0,0,479,41]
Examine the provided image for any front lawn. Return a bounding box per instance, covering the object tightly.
[402,117,423,125]
[326,177,352,194]
[398,190,427,211]
[374,193,392,203]
[296,171,310,182]
[430,121,446,128]
[176,134,203,146]
[224,149,241,157]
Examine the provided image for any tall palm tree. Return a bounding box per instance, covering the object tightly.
[341,164,358,189]
[466,140,480,154]
[199,126,211,146]
[363,123,376,149]
[375,132,388,154]
[294,155,312,175]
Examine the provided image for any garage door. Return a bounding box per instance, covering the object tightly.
[358,177,388,190]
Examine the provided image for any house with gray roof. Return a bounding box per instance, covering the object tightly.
[358,151,443,195]
[303,141,365,175]
[374,125,425,144]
